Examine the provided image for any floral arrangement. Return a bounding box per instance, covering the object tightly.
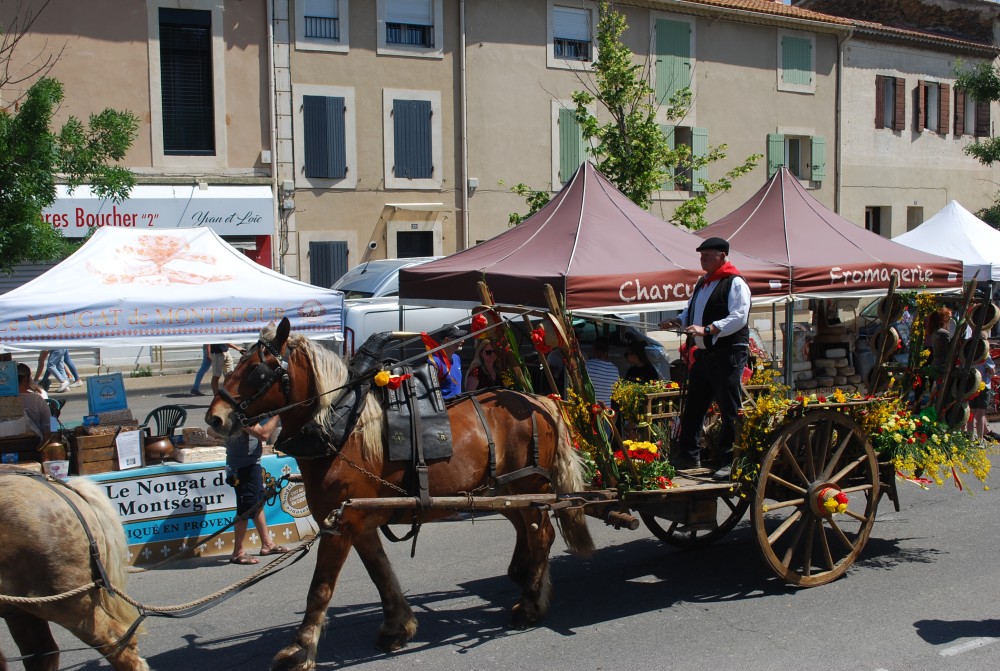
[593,439,675,490]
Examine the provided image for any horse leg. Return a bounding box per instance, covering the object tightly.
[42,598,148,671]
[271,532,353,671]
[507,508,555,630]
[5,612,58,671]
[502,511,531,588]
[353,530,417,652]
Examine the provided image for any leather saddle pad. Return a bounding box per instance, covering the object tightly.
[384,362,454,462]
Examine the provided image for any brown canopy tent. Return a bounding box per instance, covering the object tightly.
[399,162,790,313]
[697,167,964,299]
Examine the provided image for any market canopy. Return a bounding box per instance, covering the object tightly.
[399,162,790,313]
[0,228,343,349]
[892,200,1000,282]
[698,168,964,298]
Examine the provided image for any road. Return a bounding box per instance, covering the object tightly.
[11,380,1000,671]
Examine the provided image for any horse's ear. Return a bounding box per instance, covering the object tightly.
[275,317,291,349]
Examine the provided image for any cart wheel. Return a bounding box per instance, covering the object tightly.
[751,409,879,587]
[640,491,750,549]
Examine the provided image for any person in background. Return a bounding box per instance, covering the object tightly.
[210,343,245,396]
[226,415,288,564]
[623,341,659,383]
[432,326,465,399]
[40,348,70,393]
[967,331,996,442]
[190,344,211,396]
[585,336,620,407]
[62,350,83,388]
[17,363,51,441]
[465,340,501,392]
[660,236,751,480]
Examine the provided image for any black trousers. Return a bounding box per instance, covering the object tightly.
[677,346,748,461]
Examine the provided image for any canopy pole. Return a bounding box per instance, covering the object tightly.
[783,302,794,391]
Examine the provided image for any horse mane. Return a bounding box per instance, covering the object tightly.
[260,324,385,466]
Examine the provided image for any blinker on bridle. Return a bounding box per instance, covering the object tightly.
[218,337,292,427]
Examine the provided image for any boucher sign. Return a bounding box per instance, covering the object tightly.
[42,184,275,237]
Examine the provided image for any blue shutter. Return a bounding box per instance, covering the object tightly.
[393,99,433,179]
[781,36,812,87]
[690,128,708,193]
[558,107,585,183]
[767,133,785,178]
[810,136,826,182]
[309,241,349,288]
[303,95,347,179]
[655,19,691,106]
[660,124,675,191]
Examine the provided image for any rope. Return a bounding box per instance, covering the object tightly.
[0,581,100,605]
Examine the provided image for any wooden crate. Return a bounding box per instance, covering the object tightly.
[77,459,117,475]
[71,432,119,475]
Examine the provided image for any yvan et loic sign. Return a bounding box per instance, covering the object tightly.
[42,184,275,237]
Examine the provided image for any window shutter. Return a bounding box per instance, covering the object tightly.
[655,19,691,106]
[393,99,433,179]
[810,136,826,182]
[893,77,906,131]
[303,95,347,179]
[938,83,950,134]
[558,107,585,183]
[767,133,785,178]
[916,80,926,130]
[552,7,590,41]
[386,0,433,25]
[976,99,990,138]
[691,128,708,192]
[955,88,966,136]
[875,75,885,128]
[309,241,349,289]
[159,8,215,156]
[305,0,337,18]
[781,36,812,87]
[659,124,675,191]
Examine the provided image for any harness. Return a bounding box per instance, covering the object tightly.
[217,337,292,428]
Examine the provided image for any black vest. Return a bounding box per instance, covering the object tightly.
[687,275,750,350]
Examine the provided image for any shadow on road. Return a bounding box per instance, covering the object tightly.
[914,618,1000,645]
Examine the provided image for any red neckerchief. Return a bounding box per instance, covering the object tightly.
[703,261,741,285]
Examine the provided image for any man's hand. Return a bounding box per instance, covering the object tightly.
[684,324,711,337]
[659,319,680,330]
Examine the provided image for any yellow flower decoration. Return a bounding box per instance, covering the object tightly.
[374,370,391,387]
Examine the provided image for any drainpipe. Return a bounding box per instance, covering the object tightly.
[834,26,854,214]
[459,0,470,250]
[266,0,280,271]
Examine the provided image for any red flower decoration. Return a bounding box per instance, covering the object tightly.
[387,374,412,390]
[531,325,553,354]
[471,313,489,335]
[834,491,849,505]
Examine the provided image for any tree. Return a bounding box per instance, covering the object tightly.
[509,1,760,229]
[955,62,1000,231]
[0,7,138,274]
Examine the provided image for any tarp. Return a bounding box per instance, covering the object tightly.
[0,228,343,348]
[893,200,1000,282]
[399,162,790,313]
[697,168,964,298]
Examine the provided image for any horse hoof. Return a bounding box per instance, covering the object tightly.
[271,645,314,671]
[376,617,417,652]
[509,603,540,630]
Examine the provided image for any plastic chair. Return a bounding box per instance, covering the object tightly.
[46,398,65,419]
[137,405,187,439]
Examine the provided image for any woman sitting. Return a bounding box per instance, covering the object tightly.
[465,341,502,392]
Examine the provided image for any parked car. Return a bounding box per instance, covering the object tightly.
[331,257,441,299]
[339,297,471,361]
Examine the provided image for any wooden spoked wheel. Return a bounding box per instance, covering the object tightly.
[640,490,750,549]
[751,410,879,586]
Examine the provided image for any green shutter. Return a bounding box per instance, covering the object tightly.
[767,133,785,178]
[558,107,585,183]
[655,19,691,106]
[659,124,675,191]
[810,136,826,181]
[781,36,812,87]
[691,128,708,192]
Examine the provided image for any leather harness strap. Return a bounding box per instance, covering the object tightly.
[470,395,497,482]
[493,411,550,488]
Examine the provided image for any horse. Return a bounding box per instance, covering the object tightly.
[206,318,593,671]
[0,467,147,671]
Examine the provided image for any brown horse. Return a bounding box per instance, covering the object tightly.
[206,318,593,671]
[0,467,147,671]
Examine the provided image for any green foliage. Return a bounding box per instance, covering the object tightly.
[977,195,1000,229]
[506,182,552,226]
[0,76,138,274]
[955,61,1000,166]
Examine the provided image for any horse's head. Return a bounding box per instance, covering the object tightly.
[206,317,297,436]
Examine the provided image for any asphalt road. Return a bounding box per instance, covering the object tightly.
[11,380,1000,671]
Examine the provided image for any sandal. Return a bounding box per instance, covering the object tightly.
[259,545,291,556]
[229,553,258,565]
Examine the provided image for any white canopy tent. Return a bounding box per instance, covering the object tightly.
[893,201,1000,282]
[0,228,343,349]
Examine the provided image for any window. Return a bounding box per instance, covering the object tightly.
[659,125,707,193]
[382,88,442,190]
[865,206,889,238]
[955,88,990,138]
[147,0,227,169]
[875,75,905,130]
[293,85,357,189]
[295,0,349,52]
[916,80,950,134]
[377,0,443,58]
[906,206,923,232]
[552,103,588,186]
[767,133,825,182]
[158,8,214,156]
[309,241,349,289]
[777,31,814,94]
[547,1,596,70]
[655,18,693,107]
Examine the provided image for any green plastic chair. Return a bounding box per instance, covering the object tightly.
[138,405,187,439]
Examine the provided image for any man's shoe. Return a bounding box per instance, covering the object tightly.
[712,464,733,481]
[672,455,701,471]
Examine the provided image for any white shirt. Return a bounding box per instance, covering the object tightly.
[678,275,751,348]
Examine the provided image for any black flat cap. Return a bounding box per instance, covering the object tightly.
[696,236,729,254]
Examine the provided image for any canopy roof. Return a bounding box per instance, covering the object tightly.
[698,168,964,298]
[0,228,343,348]
[893,200,1000,282]
[400,162,790,313]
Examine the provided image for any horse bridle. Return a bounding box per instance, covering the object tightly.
[217,337,292,427]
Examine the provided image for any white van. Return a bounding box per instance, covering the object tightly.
[340,297,471,361]
[331,257,441,299]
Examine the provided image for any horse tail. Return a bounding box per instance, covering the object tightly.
[66,477,142,629]
[540,396,594,557]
